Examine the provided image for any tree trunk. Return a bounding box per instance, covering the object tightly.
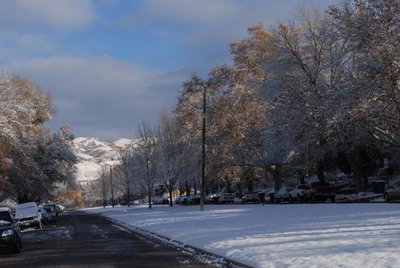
[127,184,130,207]
[273,164,282,191]
[346,152,362,193]
[148,184,152,209]
[185,180,190,196]
[316,163,325,182]
[266,164,282,191]
[299,176,305,185]
[362,173,369,192]
[168,187,173,207]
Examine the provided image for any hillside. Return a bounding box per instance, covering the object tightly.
[72,137,135,183]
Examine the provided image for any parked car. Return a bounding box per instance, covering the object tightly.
[289,185,309,202]
[242,191,262,203]
[43,203,58,217]
[335,186,357,203]
[175,196,188,205]
[153,197,169,205]
[274,187,294,203]
[14,202,42,230]
[304,181,336,203]
[39,208,53,224]
[218,193,235,204]
[56,205,65,213]
[0,207,23,253]
[186,194,201,205]
[205,193,220,204]
[384,182,400,202]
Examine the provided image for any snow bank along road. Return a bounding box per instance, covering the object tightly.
[0,211,214,267]
[84,203,400,268]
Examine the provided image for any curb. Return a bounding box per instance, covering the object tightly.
[99,214,253,268]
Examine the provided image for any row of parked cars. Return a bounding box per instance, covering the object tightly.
[273,182,336,203]
[165,183,336,206]
[174,193,235,205]
[152,179,400,206]
[0,201,64,254]
[243,180,400,204]
[13,202,62,230]
[238,182,336,204]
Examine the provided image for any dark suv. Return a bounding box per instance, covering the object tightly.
[0,208,23,253]
[304,181,336,203]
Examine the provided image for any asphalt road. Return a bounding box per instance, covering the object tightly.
[0,211,215,267]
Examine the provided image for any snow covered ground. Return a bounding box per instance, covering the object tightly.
[83,203,400,268]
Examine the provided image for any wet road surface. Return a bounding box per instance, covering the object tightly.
[0,211,214,267]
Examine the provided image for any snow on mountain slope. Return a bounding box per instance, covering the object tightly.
[114,138,136,148]
[72,137,134,182]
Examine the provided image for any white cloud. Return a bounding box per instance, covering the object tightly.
[0,0,95,30]
[141,0,240,25]
[128,0,339,74]
[0,32,58,60]
[7,56,184,141]
[1,0,341,141]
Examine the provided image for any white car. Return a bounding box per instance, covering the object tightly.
[218,193,235,204]
[289,185,309,202]
[15,202,42,229]
[274,187,294,203]
[242,191,262,203]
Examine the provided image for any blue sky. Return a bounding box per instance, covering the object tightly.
[1,0,338,141]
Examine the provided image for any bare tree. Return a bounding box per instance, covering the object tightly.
[156,113,188,206]
[114,146,136,206]
[131,121,159,209]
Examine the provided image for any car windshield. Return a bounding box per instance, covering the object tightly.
[16,206,36,215]
[0,211,12,225]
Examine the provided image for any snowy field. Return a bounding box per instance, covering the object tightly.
[83,203,400,268]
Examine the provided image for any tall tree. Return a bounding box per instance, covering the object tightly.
[263,7,352,182]
[156,113,188,206]
[0,74,56,201]
[114,146,136,207]
[132,121,159,209]
[330,0,400,148]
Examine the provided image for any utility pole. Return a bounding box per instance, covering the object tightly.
[110,165,114,208]
[200,84,206,212]
[102,170,106,208]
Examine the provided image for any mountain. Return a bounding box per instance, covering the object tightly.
[72,137,135,183]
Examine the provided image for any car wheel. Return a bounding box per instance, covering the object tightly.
[311,195,317,203]
[297,194,302,203]
[12,239,20,253]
